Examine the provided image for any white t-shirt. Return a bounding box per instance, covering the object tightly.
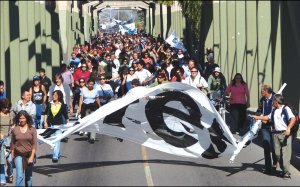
[182,74,208,89]
[166,64,174,78]
[268,105,295,131]
[112,59,120,78]
[134,69,152,85]
[80,87,99,104]
[115,49,121,59]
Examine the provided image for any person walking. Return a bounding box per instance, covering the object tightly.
[44,90,69,163]
[252,94,296,179]
[207,67,227,100]
[134,61,153,86]
[48,73,73,115]
[13,90,36,121]
[0,99,15,185]
[256,85,278,175]
[77,79,100,143]
[10,110,37,187]
[38,68,52,95]
[182,67,209,95]
[96,75,114,106]
[29,75,47,129]
[224,73,250,134]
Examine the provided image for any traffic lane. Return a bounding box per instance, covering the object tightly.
[32,134,148,186]
[145,139,300,186]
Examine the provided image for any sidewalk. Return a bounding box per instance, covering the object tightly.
[292,134,300,171]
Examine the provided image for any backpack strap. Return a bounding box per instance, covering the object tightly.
[271,108,276,123]
[281,105,289,125]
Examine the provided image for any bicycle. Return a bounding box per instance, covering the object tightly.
[210,90,230,121]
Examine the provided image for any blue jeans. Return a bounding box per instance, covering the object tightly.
[0,137,13,183]
[6,154,13,177]
[261,128,277,171]
[14,155,34,187]
[35,104,43,129]
[0,164,6,184]
[51,129,62,159]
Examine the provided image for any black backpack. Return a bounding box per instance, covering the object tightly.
[276,105,300,134]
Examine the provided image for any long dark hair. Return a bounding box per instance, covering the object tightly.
[52,90,65,104]
[231,73,246,86]
[15,110,34,128]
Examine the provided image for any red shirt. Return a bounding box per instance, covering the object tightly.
[73,69,91,83]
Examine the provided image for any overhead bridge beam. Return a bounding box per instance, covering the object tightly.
[94,1,149,10]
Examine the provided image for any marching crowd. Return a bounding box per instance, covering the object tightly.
[0,31,297,186]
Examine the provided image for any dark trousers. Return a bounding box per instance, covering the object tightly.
[261,128,278,172]
[72,87,81,107]
[229,104,247,131]
[81,103,98,140]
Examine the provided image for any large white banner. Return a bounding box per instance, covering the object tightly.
[38,82,259,161]
[165,31,187,52]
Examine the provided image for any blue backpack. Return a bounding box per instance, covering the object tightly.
[271,105,300,134]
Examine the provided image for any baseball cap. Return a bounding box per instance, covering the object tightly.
[33,75,40,81]
[213,67,221,73]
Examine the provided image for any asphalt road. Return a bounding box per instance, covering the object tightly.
[5,132,300,186]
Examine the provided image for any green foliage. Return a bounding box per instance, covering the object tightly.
[178,0,202,40]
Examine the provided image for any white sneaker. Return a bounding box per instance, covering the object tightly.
[78,131,83,136]
[0,181,6,186]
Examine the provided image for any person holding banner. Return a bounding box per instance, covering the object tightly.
[44,90,69,163]
[251,94,295,179]
[256,85,278,175]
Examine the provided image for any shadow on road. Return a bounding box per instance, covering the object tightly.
[33,158,265,177]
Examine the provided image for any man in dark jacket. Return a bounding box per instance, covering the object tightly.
[256,85,278,175]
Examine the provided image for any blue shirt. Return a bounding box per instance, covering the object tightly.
[0,91,6,100]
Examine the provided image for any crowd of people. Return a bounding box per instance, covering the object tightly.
[0,30,297,186]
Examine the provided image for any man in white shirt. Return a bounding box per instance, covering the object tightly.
[134,61,153,86]
[111,53,120,79]
[252,94,296,179]
[13,90,36,120]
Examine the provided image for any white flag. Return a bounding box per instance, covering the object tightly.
[38,82,241,159]
[165,31,187,52]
